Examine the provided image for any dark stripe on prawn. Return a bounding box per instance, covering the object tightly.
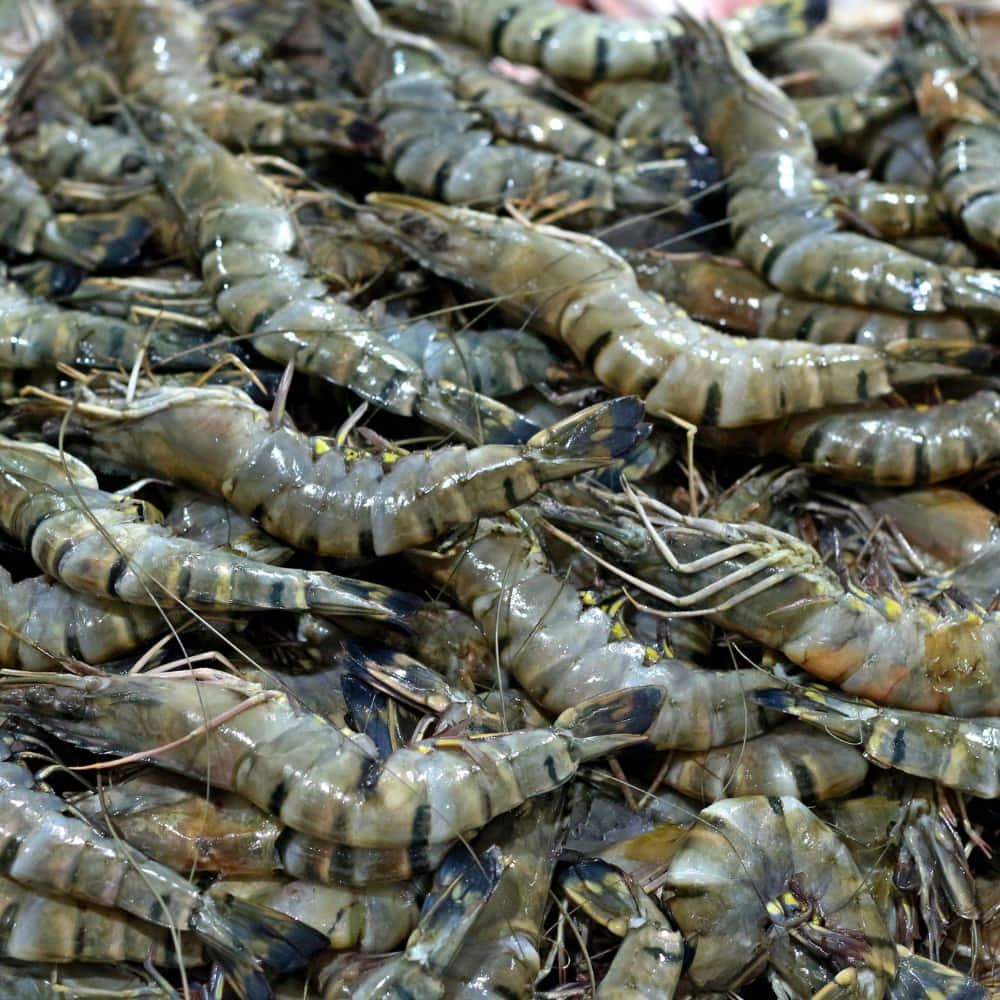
[407,803,432,876]
[490,7,518,54]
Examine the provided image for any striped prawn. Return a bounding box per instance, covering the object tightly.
[0,668,663,852]
[370,0,825,81]
[410,511,779,750]
[0,739,327,1000]
[18,382,645,557]
[671,14,1000,317]
[132,109,538,447]
[0,433,419,620]
[363,193,894,427]
[664,796,896,1000]
[566,482,1000,717]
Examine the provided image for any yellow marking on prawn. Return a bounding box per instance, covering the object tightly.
[313,438,332,457]
[845,592,869,615]
[609,622,629,640]
[778,890,800,909]
[605,594,629,618]
[880,596,903,620]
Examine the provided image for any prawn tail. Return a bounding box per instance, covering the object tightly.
[38,212,152,270]
[560,858,640,934]
[409,846,505,968]
[193,894,329,1000]
[528,396,649,480]
[556,685,665,759]
[753,685,869,737]
[311,577,424,628]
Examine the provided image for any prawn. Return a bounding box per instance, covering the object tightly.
[900,0,1000,257]
[0,668,663,850]
[342,14,707,225]
[664,795,896,1000]
[0,742,327,1000]
[363,193,894,427]
[659,719,869,802]
[0,277,234,373]
[796,73,913,145]
[627,251,981,347]
[208,877,421,952]
[671,15,1000,317]
[0,431,421,620]
[433,793,565,1000]
[452,64,625,169]
[757,681,1000,799]
[866,487,1000,607]
[12,104,152,188]
[0,567,167,669]
[826,178,949,241]
[113,0,379,155]
[136,109,538,446]
[21,383,644,557]
[0,1,149,269]
[762,34,885,95]
[367,0,825,81]
[579,484,1000,716]
[0,874,205,967]
[583,79,707,160]
[314,847,503,1000]
[409,512,779,750]
[71,769,457,885]
[752,390,1000,485]
[846,112,937,188]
